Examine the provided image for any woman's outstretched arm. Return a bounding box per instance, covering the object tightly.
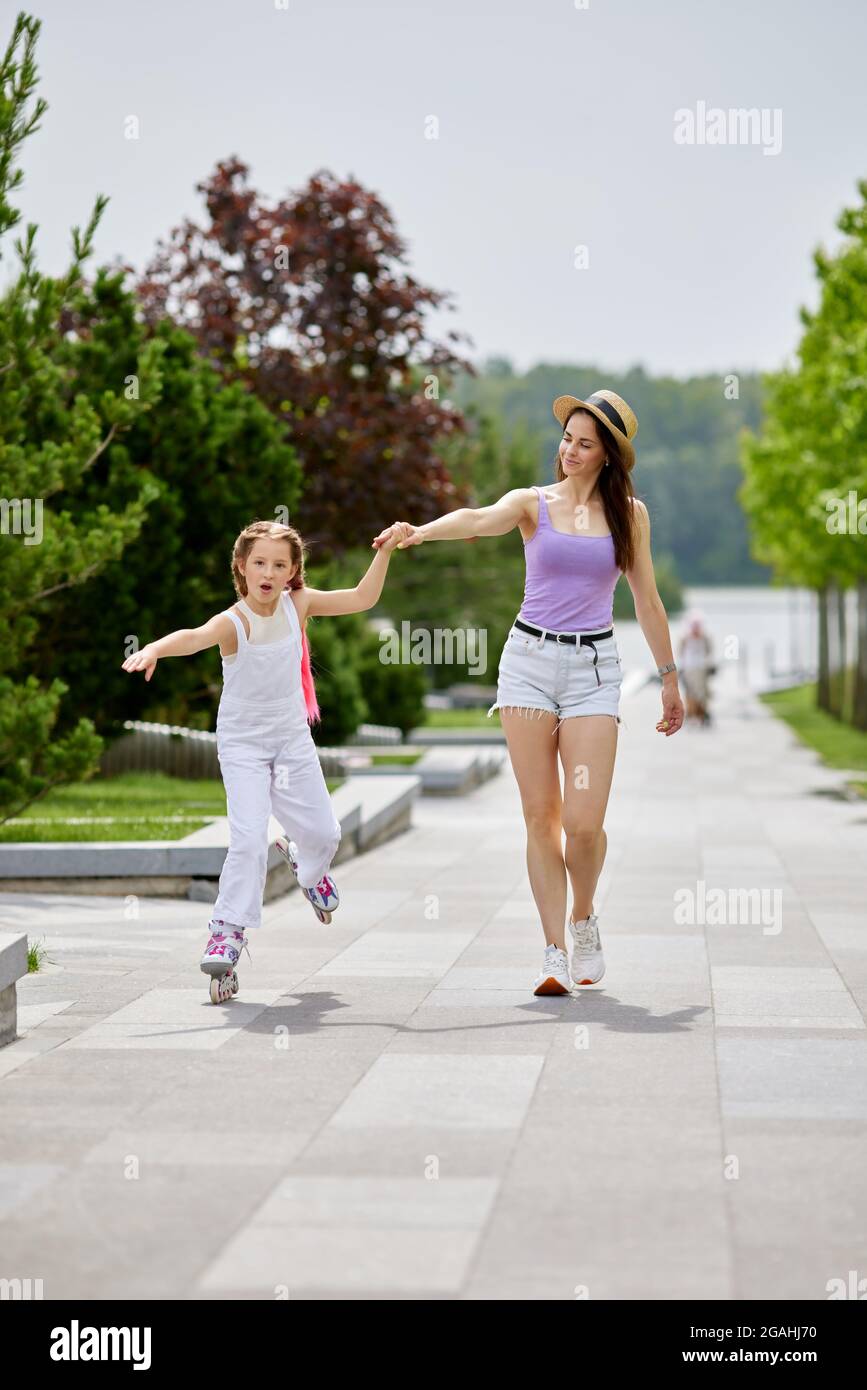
[371,488,533,549]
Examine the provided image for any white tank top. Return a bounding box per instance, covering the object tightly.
[223,596,289,658]
[219,590,307,721]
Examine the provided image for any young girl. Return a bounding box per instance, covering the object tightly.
[122,517,411,1000]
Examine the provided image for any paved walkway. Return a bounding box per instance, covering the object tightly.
[1,679,866,1299]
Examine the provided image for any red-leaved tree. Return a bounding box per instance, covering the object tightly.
[136,158,475,555]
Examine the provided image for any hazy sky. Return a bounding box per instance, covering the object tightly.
[10,0,867,379]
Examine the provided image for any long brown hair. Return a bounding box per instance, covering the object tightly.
[555,408,638,574]
[230,520,320,724]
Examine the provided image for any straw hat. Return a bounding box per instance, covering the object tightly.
[552,388,638,472]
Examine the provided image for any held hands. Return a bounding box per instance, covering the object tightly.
[372,521,421,552]
[121,644,159,682]
[656,681,684,736]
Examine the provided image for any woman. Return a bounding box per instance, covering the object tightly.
[678,609,714,725]
[372,388,684,997]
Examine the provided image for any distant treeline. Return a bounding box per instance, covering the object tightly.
[449,360,771,587]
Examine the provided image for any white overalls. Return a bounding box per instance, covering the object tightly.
[211,590,341,930]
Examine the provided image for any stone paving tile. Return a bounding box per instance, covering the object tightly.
[733,1243,864,1301]
[715,1016,863,1030]
[0,1163,284,1301]
[706,935,839,967]
[2,683,866,1299]
[80,1129,311,1168]
[315,929,475,978]
[0,1034,72,1079]
[287,1127,520,1177]
[253,1174,499,1227]
[194,1174,501,1294]
[61,989,289,1051]
[508,1129,724,1195]
[538,994,714,1030]
[808,909,867,932]
[0,1163,66,1219]
[15,999,77,1029]
[324,1054,545,1131]
[717,1038,867,1118]
[464,1190,732,1299]
[465,1271,730,1299]
[710,966,864,1027]
[422,988,560,1009]
[197,1225,481,1295]
[385,1014,562,1051]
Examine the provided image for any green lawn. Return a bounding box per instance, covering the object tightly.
[422,707,495,728]
[370,751,423,765]
[761,682,867,795]
[0,771,343,843]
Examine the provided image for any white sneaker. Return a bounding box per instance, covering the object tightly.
[533,943,572,996]
[569,913,605,985]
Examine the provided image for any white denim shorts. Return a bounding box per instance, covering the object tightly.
[486,620,623,732]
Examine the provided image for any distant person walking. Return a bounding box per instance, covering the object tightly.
[678,610,714,725]
[372,389,684,997]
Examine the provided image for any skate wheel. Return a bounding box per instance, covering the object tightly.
[314,907,332,924]
[209,972,237,1004]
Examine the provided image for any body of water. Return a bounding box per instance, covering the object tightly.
[615,586,857,693]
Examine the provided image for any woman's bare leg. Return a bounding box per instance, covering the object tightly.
[499,707,566,950]
[557,714,618,923]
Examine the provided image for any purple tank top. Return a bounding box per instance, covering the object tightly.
[518,486,621,632]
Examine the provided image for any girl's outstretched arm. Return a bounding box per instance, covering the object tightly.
[301,522,412,619]
[371,487,534,549]
[121,612,234,682]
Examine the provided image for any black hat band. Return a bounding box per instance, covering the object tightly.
[585,393,626,436]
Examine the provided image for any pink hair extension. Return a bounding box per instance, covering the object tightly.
[300,624,321,725]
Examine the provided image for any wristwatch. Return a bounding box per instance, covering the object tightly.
[657,662,677,677]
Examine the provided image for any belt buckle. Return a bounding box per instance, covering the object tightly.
[555,632,570,644]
